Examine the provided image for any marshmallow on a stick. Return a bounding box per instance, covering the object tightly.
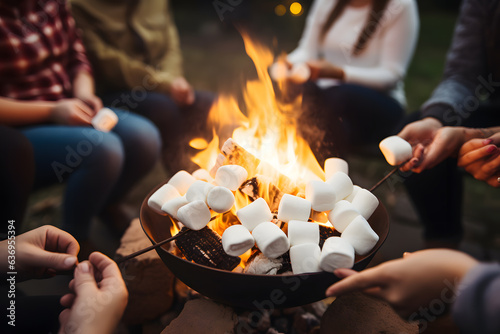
[277,194,312,222]
[290,243,321,274]
[91,108,118,132]
[167,170,196,195]
[161,195,189,220]
[252,222,290,259]
[185,180,215,204]
[324,158,349,181]
[328,200,360,233]
[379,136,413,166]
[289,63,311,84]
[326,172,353,201]
[215,165,248,191]
[351,188,379,220]
[222,225,255,257]
[176,200,211,231]
[288,220,320,247]
[269,62,289,81]
[148,184,180,211]
[344,185,361,202]
[236,198,273,231]
[306,180,337,212]
[207,186,235,213]
[319,237,355,271]
[341,215,379,255]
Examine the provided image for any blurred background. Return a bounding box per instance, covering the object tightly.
[24,0,500,262]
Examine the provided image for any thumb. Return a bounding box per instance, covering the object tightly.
[73,261,98,296]
[36,249,77,272]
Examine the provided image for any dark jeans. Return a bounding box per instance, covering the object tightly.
[298,82,405,163]
[19,109,161,240]
[101,90,215,173]
[402,103,500,242]
[0,126,34,228]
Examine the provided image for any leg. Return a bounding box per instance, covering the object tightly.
[21,126,124,240]
[0,126,34,228]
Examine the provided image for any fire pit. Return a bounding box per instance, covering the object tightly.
[139,183,389,309]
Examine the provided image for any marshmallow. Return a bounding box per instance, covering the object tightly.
[324,158,349,180]
[192,169,213,183]
[351,188,379,220]
[319,237,355,271]
[290,243,321,274]
[161,195,189,220]
[328,200,360,233]
[91,108,118,132]
[148,184,181,211]
[277,194,312,222]
[221,225,255,257]
[288,220,320,247]
[215,165,248,191]
[269,62,289,81]
[289,63,311,83]
[325,172,353,201]
[341,216,379,255]
[236,198,273,231]
[167,170,196,195]
[176,200,211,231]
[344,185,361,202]
[185,180,215,204]
[252,222,290,259]
[306,180,337,212]
[379,136,413,166]
[207,186,235,213]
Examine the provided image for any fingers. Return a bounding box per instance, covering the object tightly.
[44,225,80,257]
[400,144,424,172]
[458,144,500,167]
[74,100,94,124]
[60,293,75,308]
[88,252,122,286]
[326,267,386,297]
[73,261,98,296]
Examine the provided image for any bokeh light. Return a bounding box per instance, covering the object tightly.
[275,4,286,16]
[290,2,303,16]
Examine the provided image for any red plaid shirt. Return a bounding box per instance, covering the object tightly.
[0,0,92,101]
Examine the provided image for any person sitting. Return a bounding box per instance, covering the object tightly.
[283,0,419,161]
[397,0,500,248]
[70,0,215,173]
[0,0,161,244]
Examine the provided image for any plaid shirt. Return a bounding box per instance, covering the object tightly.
[0,0,92,101]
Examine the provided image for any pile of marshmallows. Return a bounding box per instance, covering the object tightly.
[147,158,381,275]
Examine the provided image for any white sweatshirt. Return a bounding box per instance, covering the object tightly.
[288,0,419,107]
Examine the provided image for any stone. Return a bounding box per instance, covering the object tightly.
[161,298,238,334]
[320,292,419,333]
[115,219,175,325]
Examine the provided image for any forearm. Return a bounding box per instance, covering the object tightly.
[463,126,500,141]
[0,97,55,126]
[72,70,95,98]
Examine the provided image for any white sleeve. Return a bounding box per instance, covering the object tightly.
[343,0,419,90]
[287,0,326,64]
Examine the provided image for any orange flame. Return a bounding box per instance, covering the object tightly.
[192,33,324,206]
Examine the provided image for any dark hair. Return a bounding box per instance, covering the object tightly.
[319,0,391,56]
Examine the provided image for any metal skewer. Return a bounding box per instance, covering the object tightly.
[369,165,401,192]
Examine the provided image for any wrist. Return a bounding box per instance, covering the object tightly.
[463,127,493,142]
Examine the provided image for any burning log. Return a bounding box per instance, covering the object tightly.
[212,138,302,196]
[239,175,284,212]
[175,226,241,271]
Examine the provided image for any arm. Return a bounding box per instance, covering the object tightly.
[342,0,419,90]
[0,225,79,282]
[452,263,500,334]
[155,7,183,80]
[421,0,489,125]
[59,252,128,334]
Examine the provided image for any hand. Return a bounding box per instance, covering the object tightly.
[171,77,195,106]
[398,117,442,172]
[1,225,79,281]
[306,59,344,80]
[50,99,96,126]
[325,249,478,318]
[75,93,103,113]
[458,133,500,187]
[59,252,128,334]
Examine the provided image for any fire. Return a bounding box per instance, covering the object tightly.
[192,33,324,197]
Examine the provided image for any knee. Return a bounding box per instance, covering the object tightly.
[119,115,161,165]
[82,129,125,174]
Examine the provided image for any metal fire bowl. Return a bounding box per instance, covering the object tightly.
[140,182,389,310]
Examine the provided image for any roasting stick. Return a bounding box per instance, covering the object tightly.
[369,160,409,192]
[115,214,221,264]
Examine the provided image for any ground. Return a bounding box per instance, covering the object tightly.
[22,2,500,263]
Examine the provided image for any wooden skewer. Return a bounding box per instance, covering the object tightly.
[369,165,401,192]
